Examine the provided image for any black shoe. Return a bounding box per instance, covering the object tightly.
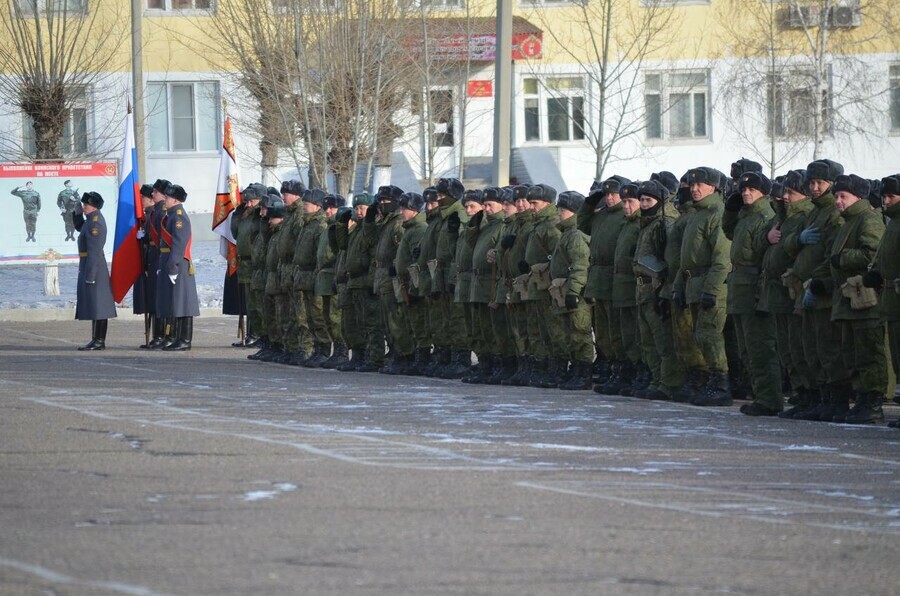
[303,344,330,368]
[740,402,781,417]
[286,351,309,366]
[559,361,592,391]
[673,369,708,403]
[163,339,191,351]
[77,338,105,351]
[502,356,532,386]
[691,372,733,407]
[839,392,884,424]
[439,350,471,379]
[163,318,192,352]
[792,388,828,421]
[635,387,670,401]
[337,349,364,372]
[887,419,900,428]
[321,343,349,369]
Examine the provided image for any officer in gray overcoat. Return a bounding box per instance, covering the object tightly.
[156,183,200,351]
[75,191,117,350]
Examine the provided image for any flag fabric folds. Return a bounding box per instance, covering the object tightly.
[109,108,142,304]
[213,117,242,276]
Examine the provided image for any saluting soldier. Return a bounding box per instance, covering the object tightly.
[11,181,41,242]
[156,183,200,351]
[75,191,117,350]
[57,180,80,241]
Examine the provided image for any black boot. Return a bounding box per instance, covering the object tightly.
[164,317,192,351]
[592,357,612,384]
[819,384,852,422]
[837,391,884,424]
[321,343,349,369]
[303,343,330,368]
[600,361,636,396]
[792,387,829,421]
[536,358,565,389]
[286,350,309,366]
[691,372,733,406]
[528,357,549,387]
[439,350,470,379]
[337,348,365,372]
[423,347,448,377]
[406,347,431,376]
[140,314,157,349]
[154,318,176,350]
[248,338,270,361]
[380,353,412,375]
[485,356,515,385]
[462,355,493,384]
[503,356,533,386]
[559,361,593,391]
[78,319,107,351]
[593,361,621,395]
[620,363,650,397]
[673,369,708,403]
[779,387,815,419]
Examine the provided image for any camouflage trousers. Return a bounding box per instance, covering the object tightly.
[688,304,728,373]
[592,299,623,362]
[734,311,782,410]
[638,301,684,395]
[558,301,594,364]
[801,307,846,388]
[839,319,887,394]
[776,312,812,391]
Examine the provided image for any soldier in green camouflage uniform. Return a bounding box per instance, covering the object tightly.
[274,184,306,364]
[57,180,80,241]
[578,176,630,383]
[386,192,428,374]
[672,167,732,406]
[231,184,263,347]
[337,193,378,371]
[330,203,355,369]
[550,191,593,391]
[826,175,886,423]
[262,196,288,360]
[317,194,348,369]
[293,189,330,367]
[722,172,782,416]
[782,159,847,420]
[499,186,535,386]
[248,193,277,360]
[415,189,442,374]
[11,181,41,242]
[457,190,484,382]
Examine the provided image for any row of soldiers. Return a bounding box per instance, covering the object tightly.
[232,158,899,426]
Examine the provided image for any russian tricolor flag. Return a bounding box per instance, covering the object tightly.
[109,108,143,303]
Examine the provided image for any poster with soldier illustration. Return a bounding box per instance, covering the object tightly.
[0,163,118,265]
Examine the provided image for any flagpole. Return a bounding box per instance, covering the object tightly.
[131,0,146,180]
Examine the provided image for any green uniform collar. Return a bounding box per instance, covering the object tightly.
[487,210,506,223]
[403,211,426,228]
[840,198,871,220]
[556,214,577,232]
[812,191,835,209]
[884,201,900,219]
[535,204,558,221]
[692,192,722,210]
[742,196,771,216]
[785,197,813,218]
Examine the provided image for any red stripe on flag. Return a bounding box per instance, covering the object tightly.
[110,225,142,303]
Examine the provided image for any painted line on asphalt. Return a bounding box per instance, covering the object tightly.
[0,557,167,596]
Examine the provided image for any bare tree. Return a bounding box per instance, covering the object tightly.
[716,0,899,170]
[522,0,688,181]
[0,0,128,161]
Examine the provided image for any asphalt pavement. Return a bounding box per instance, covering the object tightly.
[1,317,899,595]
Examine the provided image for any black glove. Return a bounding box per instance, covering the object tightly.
[565,294,579,310]
[585,189,603,207]
[388,264,397,277]
[830,252,842,269]
[808,278,827,296]
[862,270,884,290]
[364,204,378,223]
[411,246,421,260]
[518,260,530,274]
[469,210,484,228]
[724,191,743,212]
[653,297,671,321]
[672,290,687,310]
[500,234,516,249]
[338,209,353,225]
[700,292,717,309]
[447,212,461,234]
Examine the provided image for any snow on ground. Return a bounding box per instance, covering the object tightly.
[0,241,226,309]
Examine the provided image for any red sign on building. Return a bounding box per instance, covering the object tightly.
[467,80,494,98]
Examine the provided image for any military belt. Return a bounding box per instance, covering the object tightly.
[160,248,171,253]
[682,266,710,279]
[149,241,157,247]
[732,265,760,275]
[79,252,88,257]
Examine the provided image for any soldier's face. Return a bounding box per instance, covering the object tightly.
[834,191,860,212]
[425,201,439,212]
[401,208,417,221]
[808,179,830,198]
[164,197,179,209]
[783,189,805,203]
[152,189,165,203]
[503,202,518,217]
[741,187,764,205]
[283,192,300,206]
[325,207,337,219]
[82,204,97,215]
[464,201,482,216]
[483,201,502,216]
[302,201,320,214]
[528,200,548,212]
[639,196,658,211]
[515,198,529,212]
[690,182,715,201]
[604,192,621,208]
[355,204,368,220]
[623,198,640,216]
[26,182,33,190]
[884,193,900,208]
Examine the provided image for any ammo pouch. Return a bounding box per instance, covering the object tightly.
[408,263,421,289]
[841,275,879,310]
[528,261,552,291]
[781,268,802,300]
[549,277,567,308]
[512,273,530,301]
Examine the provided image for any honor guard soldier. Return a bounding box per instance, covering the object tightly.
[75,192,117,350]
[142,179,170,348]
[133,184,154,322]
[157,183,200,351]
[57,180,81,241]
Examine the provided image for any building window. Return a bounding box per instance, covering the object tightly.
[522,76,585,143]
[270,0,341,11]
[22,87,89,157]
[644,71,708,141]
[766,70,830,139]
[428,89,455,148]
[13,0,86,14]
[890,64,900,132]
[147,81,219,153]
[146,0,212,10]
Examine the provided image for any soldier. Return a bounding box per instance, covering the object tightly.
[521,183,562,388]
[366,185,406,373]
[632,179,683,400]
[596,182,642,395]
[723,172,783,416]
[458,189,484,382]
[230,184,264,348]
[11,181,41,242]
[277,181,309,364]
[317,194,349,369]
[578,175,630,385]
[550,191,593,390]
[133,184,154,324]
[864,174,900,426]
[248,190,278,360]
[337,193,377,372]
[293,188,331,367]
[501,185,536,386]
[412,188,441,375]
[260,196,289,361]
[385,192,428,375]
[826,174,886,423]
[141,179,171,348]
[156,183,199,351]
[758,171,817,418]
[57,180,80,241]
[75,192,117,350]
[672,167,732,406]
[783,159,847,421]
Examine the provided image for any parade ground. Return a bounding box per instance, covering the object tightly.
[1,317,899,595]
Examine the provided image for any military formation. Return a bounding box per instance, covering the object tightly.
[231,159,900,427]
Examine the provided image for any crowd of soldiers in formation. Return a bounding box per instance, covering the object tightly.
[180,157,898,426]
